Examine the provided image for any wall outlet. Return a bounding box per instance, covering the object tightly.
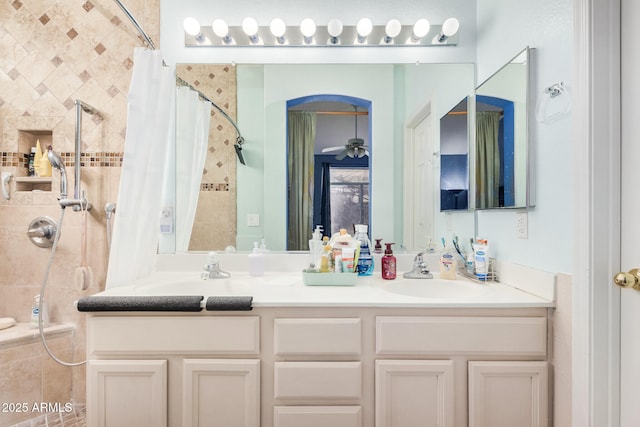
[247,213,260,227]
[516,212,528,239]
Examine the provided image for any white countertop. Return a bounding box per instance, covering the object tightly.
[92,270,554,309]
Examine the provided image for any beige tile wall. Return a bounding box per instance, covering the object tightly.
[0,0,159,416]
[176,64,238,251]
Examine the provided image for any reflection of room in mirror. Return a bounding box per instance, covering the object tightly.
[176,64,238,250]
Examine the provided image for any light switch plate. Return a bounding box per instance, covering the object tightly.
[247,213,260,227]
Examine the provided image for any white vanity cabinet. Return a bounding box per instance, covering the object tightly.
[86,315,261,427]
[85,307,550,427]
[375,315,549,427]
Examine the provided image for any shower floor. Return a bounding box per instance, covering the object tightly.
[7,405,85,427]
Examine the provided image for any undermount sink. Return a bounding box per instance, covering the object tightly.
[379,278,490,299]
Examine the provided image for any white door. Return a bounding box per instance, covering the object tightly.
[404,104,434,251]
[619,0,640,424]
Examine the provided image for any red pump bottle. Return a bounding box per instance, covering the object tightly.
[381,243,396,280]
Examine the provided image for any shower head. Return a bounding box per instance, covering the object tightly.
[47,146,68,199]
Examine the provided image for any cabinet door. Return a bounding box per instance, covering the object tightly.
[183,359,260,427]
[87,359,167,427]
[375,360,454,427]
[468,361,548,427]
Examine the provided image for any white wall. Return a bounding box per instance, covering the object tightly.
[476,0,572,274]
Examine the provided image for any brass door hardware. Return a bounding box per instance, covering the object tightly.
[613,268,640,291]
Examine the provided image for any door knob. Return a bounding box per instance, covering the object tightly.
[613,268,640,290]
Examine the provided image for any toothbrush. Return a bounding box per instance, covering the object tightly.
[452,235,466,262]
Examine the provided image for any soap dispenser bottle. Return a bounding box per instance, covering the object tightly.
[248,241,264,277]
[381,243,396,280]
[308,226,323,271]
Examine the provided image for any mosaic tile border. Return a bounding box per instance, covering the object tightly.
[201,182,229,192]
[0,151,123,168]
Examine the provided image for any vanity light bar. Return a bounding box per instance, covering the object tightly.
[183,19,459,47]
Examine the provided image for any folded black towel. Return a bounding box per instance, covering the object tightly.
[206,296,253,311]
[77,296,204,312]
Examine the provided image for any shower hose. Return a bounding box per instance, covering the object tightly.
[38,207,86,367]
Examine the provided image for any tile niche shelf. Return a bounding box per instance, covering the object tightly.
[14,176,52,192]
[14,129,54,192]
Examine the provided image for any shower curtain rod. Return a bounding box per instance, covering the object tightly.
[176,76,244,141]
[176,77,246,164]
[112,0,156,49]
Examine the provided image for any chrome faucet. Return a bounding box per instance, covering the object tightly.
[403,252,433,279]
[201,252,231,279]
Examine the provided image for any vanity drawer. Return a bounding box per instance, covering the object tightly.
[274,318,361,357]
[274,406,362,427]
[88,316,260,355]
[274,361,362,401]
[376,316,546,357]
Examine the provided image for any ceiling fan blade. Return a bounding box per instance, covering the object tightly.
[335,149,348,160]
[322,145,346,153]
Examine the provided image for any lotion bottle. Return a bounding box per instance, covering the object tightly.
[30,295,48,329]
[248,242,264,277]
[381,243,396,280]
[439,245,457,280]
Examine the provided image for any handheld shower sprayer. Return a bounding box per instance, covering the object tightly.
[47,145,68,200]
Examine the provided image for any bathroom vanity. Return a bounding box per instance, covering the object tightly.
[83,255,554,427]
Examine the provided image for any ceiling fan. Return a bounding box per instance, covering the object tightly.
[321,106,369,160]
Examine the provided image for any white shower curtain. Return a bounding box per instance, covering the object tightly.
[175,86,211,251]
[106,48,175,288]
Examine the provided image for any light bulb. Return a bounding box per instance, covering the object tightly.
[270,18,286,38]
[327,18,343,44]
[357,17,373,36]
[442,17,460,37]
[300,18,316,38]
[385,19,401,38]
[212,19,229,38]
[183,17,201,36]
[242,17,259,44]
[383,19,401,44]
[435,17,460,43]
[412,18,430,41]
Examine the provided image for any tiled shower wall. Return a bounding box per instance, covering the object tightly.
[177,64,238,251]
[0,0,159,424]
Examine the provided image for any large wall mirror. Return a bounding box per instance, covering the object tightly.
[474,47,533,209]
[169,63,475,252]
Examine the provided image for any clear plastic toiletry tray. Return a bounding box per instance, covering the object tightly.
[302,270,358,286]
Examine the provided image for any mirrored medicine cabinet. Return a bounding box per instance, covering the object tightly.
[439,46,534,212]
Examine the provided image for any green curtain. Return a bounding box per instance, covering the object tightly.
[287,111,316,250]
[476,111,502,208]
